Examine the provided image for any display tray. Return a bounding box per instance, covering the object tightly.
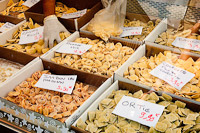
[80,13,162,45]
[72,80,200,132]
[145,18,200,56]
[24,0,102,31]
[115,43,200,105]
[41,31,141,80]
[0,58,111,132]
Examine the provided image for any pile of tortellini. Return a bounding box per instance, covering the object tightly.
[77,89,200,133]
[1,18,70,56]
[51,38,135,77]
[124,51,200,101]
[55,2,78,17]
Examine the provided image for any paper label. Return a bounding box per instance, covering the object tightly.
[150,61,195,90]
[19,26,44,44]
[120,27,143,37]
[55,41,92,55]
[34,74,77,94]
[22,0,40,7]
[0,22,15,33]
[172,37,200,52]
[61,9,87,19]
[112,96,164,127]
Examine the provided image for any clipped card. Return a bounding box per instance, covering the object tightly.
[150,61,195,90]
[61,9,87,19]
[113,96,164,127]
[22,0,40,7]
[0,22,15,33]
[55,41,92,55]
[19,26,44,44]
[120,27,143,37]
[172,37,200,52]
[35,74,77,94]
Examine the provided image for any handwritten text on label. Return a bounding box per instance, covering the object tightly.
[19,26,44,44]
[112,96,164,127]
[61,9,87,19]
[150,61,195,90]
[55,41,92,55]
[35,74,77,94]
[120,27,143,37]
[172,37,200,52]
[0,22,15,33]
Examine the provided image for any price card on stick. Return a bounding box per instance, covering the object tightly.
[120,27,143,37]
[172,37,200,52]
[55,41,92,55]
[22,0,40,7]
[0,22,15,33]
[19,26,44,44]
[112,96,165,127]
[150,61,195,90]
[61,9,87,19]
[35,74,77,94]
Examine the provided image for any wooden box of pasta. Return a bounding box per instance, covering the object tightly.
[24,0,102,31]
[72,80,200,133]
[0,57,112,132]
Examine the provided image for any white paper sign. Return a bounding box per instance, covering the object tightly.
[172,37,200,52]
[120,27,143,37]
[112,96,164,127]
[34,74,77,94]
[61,9,87,19]
[0,22,15,33]
[22,0,40,7]
[19,26,44,44]
[55,41,92,55]
[150,61,195,90]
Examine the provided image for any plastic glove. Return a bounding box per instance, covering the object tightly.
[43,15,70,49]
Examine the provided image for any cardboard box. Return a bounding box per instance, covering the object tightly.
[80,13,163,45]
[41,31,142,80]
[72,80,200,132]
[0,58,112,132]
[0,46,36,87]
[145,18,200,57]
[24,0,102,31]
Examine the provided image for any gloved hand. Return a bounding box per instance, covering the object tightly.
[43,15,70,49]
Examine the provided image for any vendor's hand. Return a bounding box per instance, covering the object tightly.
[43,15,69,49]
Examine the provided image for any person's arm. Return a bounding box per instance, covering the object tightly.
[43,0,55,17]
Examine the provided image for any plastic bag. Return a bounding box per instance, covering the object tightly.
[87,0,127,41]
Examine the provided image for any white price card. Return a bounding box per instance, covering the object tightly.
[61,9,87,19]
[150,61,195,90]
[19,26,44,44]
[112,96,164,127]
[22,0,40,7]
[0,22,15,33]
[55,41,92,55]
[120,27,143,37]
[172,37,200,52]
[35,74,77,94]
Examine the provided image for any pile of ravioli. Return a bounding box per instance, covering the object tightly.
[77,89,200,133]
[123,19,161,41]
[51,38,135,77]
[124,51,200,101]
[1,18,70,56]
[4,70,96,123]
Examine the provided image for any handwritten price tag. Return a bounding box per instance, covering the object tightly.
[61,9,87,19]
[120,27,143,37]
[55,41,92,55]
[22,0,40,7]
[19,26,44,45]
[150,61,195,90]
[112,96,164,127]
[0,22,15,33]
[172,37,200,52]
[35,74,77,94]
